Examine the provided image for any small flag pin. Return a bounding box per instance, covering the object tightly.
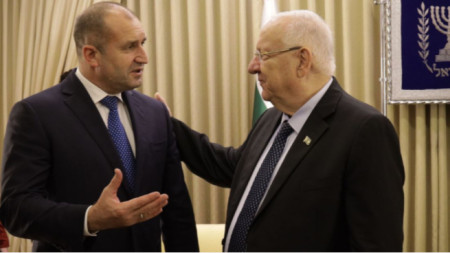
[303,136,311,145]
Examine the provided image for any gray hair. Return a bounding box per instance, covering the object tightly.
[266,10,336,75]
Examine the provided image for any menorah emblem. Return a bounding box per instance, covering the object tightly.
[430,6,450,62]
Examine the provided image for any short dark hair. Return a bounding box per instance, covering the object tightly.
[59,69,73,82]
[73,2,136,56]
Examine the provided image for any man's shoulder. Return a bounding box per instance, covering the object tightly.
[334,93,395,134]
[21,83,63,106]
[124,90,170,117]
[125,90,163,107]
[339,92,383,118]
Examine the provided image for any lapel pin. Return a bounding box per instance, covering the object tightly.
[303,136,311,145]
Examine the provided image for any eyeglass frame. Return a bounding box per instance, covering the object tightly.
[254,46,302,61]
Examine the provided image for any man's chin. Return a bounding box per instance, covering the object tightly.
[130,79,143,89]
[261,92,272,102]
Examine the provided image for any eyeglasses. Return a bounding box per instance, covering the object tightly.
[254,46,302,61]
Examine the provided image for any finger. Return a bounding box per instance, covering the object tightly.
[105,169,123,195]
[154,92,163,102]
[154,92,172,117]
[122,191,162,212]
[130,193,168,217]
[150,193,169,210]
[138,194,169,221]
[143,194,169,212]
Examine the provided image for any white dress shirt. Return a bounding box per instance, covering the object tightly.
[224,78,333,251]
[75,69,136,156]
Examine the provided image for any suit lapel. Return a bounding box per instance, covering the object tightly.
[61,73,123,172]
[122,91,144,191]
[227,110,283,223]
[255,115,328,216]
[255,79,343,218]
[122,91,159,195]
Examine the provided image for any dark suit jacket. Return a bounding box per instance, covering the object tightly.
[172,78,404,251]
[0,70,199,251]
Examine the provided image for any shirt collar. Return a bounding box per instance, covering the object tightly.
[282,77,333,133]
[75,68,123,103]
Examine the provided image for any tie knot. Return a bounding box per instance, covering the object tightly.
[279,121,294,138]
[101,96,119,111]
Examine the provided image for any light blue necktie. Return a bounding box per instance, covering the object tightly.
[100,96,136,193]
[228,120,293,252]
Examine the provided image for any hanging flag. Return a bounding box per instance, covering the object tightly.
[252,0,278,125]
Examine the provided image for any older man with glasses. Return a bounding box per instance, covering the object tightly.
[159,9,404,252]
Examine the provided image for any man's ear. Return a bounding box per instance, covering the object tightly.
[297,48,312,76]
[82,45,100,68]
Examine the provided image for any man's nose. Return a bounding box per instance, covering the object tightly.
[136,46,148,64]
[248,55,261,74]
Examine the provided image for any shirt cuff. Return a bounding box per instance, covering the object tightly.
[84,205,98,236]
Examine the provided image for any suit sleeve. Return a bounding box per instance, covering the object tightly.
[345,114,405,251]
[0,101,88,251]
[160,109,199,252]
[171,117,243,188]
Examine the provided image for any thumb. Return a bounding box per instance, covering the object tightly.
[106,168,123,195]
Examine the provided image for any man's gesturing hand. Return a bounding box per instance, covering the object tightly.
[87,169,169,232]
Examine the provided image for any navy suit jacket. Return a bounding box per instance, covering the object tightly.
[0,70,199,251]
[172,78,404,251]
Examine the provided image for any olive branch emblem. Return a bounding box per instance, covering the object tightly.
[418,2,433,73]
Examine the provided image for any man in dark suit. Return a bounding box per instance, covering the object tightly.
[0,2,198,251]
[158,10,404,251]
